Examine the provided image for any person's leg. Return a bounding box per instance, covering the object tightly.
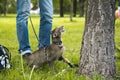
[38,0,53,49]
[16,0,31,55]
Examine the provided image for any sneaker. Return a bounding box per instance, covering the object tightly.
[22,53,31,59]
[21,50,32,59]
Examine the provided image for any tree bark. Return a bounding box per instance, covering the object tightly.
[79,0,116,78]
[3,0,7,16]
[79,0,84,17]
[73,0,77,17]
[59,0,64,17]
[70,0,73,21]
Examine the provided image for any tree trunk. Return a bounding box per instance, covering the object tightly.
[59,0,64,17]
[78,0,116,78]
[70,0,73,21]
[73,0,77,17]
[79,0,84,17]
[3,0,7,16]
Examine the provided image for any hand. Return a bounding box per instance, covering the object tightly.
[118,6,120,18]
[115,10,120,19]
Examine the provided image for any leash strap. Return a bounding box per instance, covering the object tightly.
[29,16,47,47]
[29,16,39,42]
[44,47,48,61]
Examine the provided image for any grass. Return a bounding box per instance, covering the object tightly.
[0,14,120,80]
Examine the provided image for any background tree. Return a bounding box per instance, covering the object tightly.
[78,0,116,78]
[73,0,77,17]
[59,0,64,17]
[70,0,73,21]
[79,0,84,17]
[0,0,16,15]
[0,0,7,16]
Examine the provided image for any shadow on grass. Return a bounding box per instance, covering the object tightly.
[0,15,16,18]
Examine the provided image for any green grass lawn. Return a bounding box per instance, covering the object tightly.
[0,14,120,80]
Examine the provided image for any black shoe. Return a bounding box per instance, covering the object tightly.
[22,53,31,59]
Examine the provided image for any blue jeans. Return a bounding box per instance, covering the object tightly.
[16,0,53,54]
